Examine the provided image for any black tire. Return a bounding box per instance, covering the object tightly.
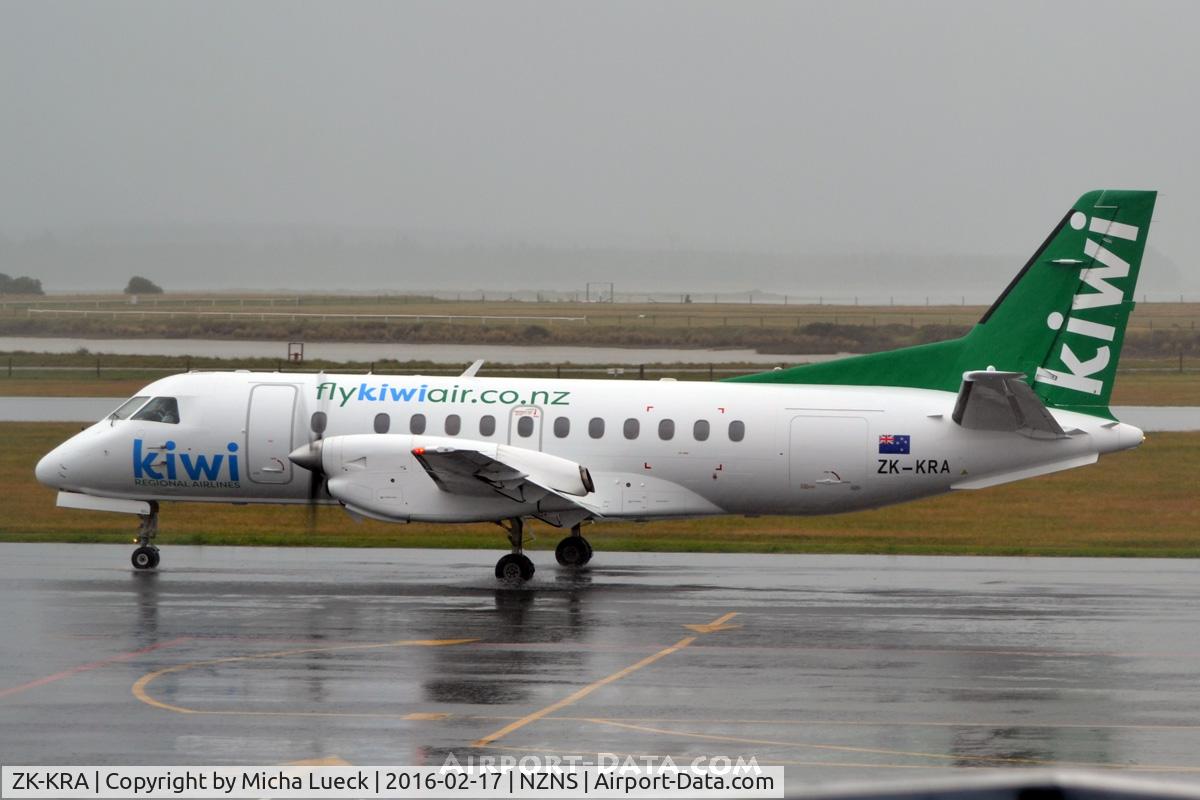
[132,546,157,570]
[148,548,160,569]
[496,553,535,583]
[555,536,590,567]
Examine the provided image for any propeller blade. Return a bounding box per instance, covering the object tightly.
[297,372,333,532]
[290,428,326,532]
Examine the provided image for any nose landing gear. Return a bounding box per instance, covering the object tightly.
[131,502,160,570]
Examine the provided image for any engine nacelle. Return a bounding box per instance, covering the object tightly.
[290,434,591,522]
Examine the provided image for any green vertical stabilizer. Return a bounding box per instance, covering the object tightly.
[729,190,1157,419]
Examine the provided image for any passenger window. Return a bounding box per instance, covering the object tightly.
[373,413,389,434]
[445,414,461,435]
[132,397,180,424]
[517,416,534,437]
[410,413,426,434]
[624,418,640,439]
[480,415,496,436]
[693,419,710,441]
[588,417,605,439]
[553,417,570,438]
[729,420,746,442]
[311,411,328,434]
[109,396,149,421]
[658,419,675,440]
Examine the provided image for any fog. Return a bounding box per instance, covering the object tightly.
[2,1,1197,298]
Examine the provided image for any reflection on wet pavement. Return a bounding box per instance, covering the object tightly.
[1,544,1198,791]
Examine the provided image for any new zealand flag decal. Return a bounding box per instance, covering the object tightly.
[878,434,911,454]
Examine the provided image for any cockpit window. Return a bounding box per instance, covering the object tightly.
[132,396,181,424]
[109,396,149,421]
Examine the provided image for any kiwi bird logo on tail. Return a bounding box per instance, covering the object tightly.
[1029,191,1156,415]
[1034,211,1141,397]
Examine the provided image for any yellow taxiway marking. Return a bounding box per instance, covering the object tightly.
[683,612,740,634]
[584,719,1200,774]
[471,611,739,748]
[0,637,191,701]
[131,638,477,715]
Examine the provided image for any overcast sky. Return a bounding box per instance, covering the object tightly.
[1,1,1196,293]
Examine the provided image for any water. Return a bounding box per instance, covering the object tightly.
[0,337,838,366]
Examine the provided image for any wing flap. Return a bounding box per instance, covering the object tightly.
[412,441,595,506]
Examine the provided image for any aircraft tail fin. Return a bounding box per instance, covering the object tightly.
[729,190,1157,418]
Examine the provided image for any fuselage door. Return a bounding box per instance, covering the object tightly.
[247,384,297,484]
[508,405,543,450]
[789,415,868,503]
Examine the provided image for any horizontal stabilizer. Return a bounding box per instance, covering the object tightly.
[952,370,1067,440]
[952,452,1097,490]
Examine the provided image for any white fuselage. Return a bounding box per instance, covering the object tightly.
[36,371,1142,525]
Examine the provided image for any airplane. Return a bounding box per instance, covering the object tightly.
[35,190,1155,583]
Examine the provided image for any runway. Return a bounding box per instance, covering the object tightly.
[1,544,1199,791]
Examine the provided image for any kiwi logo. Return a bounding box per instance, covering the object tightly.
[1034,213,1139,396]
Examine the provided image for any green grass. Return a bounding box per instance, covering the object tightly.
[5,293,1199,329]
[3,294,1197,358]
[3,423,1197,557]
[1,352,1197,404]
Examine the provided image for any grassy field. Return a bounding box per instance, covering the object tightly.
[0,352,1195,402]
[3,423,1197,557]
[5,293,1199,330]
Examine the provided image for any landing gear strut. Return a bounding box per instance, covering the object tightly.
[495,518,535,583]
[555,524,593,568]
[131,502,160,570]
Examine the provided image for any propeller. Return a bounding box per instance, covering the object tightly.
[291,373,330,531]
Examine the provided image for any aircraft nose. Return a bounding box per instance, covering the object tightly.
[35,444,69,489]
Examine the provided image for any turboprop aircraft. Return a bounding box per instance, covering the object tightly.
[36,190,1155,583]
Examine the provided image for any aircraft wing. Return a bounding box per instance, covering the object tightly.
[951,370,1068,440]
[412,441,597,506]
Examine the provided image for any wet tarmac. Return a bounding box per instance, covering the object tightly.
[0,396,125,421]
[1,544,1198,791]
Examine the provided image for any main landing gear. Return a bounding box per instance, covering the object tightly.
[494,519,595,583]
[555,524,593,568]
[131,502,160,570]
[495,518,535,583]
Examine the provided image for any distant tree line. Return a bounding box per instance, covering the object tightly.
[0,273,44,295]
[124,276,163,294]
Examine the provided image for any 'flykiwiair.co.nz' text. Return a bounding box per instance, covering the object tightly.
[316,382,571,407]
